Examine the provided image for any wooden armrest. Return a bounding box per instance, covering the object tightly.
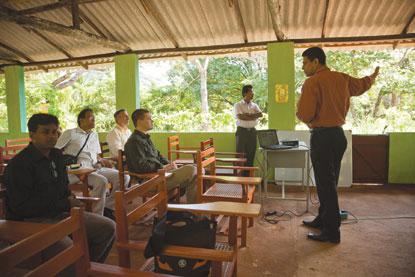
[127,171,173,179]
[180,146,199,150]
[216,151,244,156]
[168,150,197,155]
[75,196,100,202]
[89,262,164,277]
[215,165,259,171]
[162,245,234,262]
[215,157,247,163]
[203,175,262,185]
[168,202,261,217]
[0,220,51,242]
[127,171,157,179]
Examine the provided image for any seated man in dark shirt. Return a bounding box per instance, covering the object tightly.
[124,109,197,203]
[4,114,115,274]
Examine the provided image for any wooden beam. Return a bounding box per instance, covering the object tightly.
[232,0,248,43]
[71,0,81,29]
[28,28,73,58]
[401,10,415,34]
[0,57,20,63]
[18,0,108,15]
[140,0,179,48]
[78,9,118,41]
[0,6,130,52]
[0,41,33,62]
[3,33,414,71]
[266,0,285,41]
[321,0,330,38]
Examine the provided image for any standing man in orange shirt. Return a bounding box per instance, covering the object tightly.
[297,47,379,243]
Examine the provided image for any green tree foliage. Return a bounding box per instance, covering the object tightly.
[24,67,115,132]
[1,49,412,135]
[141,54,268,132]
[0,75,7,132]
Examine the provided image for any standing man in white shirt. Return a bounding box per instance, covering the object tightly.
[55,108,129,219]
[234,85,263,176]
[106,109,132,159]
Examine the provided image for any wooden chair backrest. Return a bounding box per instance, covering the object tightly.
[0,207,90,276]
[114,170,167,268]
[100,141,110,158]
[5,137,31,148]
[1,145,28,162]
[167,135,180,161]
[196,147,216,202]
[200,138,214,152]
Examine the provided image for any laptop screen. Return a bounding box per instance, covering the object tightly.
[257,129,279,147]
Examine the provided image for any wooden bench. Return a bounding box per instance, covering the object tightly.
[0,208,170,276]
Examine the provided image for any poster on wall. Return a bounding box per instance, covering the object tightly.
[275,84,288,103]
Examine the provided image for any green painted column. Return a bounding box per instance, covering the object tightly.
[5,65,26,135]
[115,53,139,128]
[267,42,295,130]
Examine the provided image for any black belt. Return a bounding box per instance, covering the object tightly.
[237,126,256,132]
[310,126,342,133]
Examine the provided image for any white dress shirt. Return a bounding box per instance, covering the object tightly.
[55,127,101,168]
[106,125,132,158]
[234,99,262,128]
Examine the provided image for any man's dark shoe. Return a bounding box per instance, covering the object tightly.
[103,208,116,221]
[302,218,322,229]
[307,231,340,244]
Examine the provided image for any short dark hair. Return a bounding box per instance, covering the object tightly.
[242,85,253,97]
[131,109,150,127]
[114,109,126,119]
[302,47,326,65]
[28,113,59,132]
[77,108,93,126]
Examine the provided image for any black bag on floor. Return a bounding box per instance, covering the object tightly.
[144,211,217,276]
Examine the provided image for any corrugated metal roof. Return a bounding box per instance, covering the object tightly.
[0,0,414,71]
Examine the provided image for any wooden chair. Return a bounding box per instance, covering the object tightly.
[196,146,262,247]
[167,135,197,166]
[117,149,179,203]
[5,137,31,148]
[0,207,166,276]
[115,170,261,276]
[167,136,247,175]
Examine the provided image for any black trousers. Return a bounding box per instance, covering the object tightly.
[235,126,257,176]
[310,127,347,234]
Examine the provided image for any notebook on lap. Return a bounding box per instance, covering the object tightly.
[257,129,293,150]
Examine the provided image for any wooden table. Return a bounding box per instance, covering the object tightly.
[168,201,261,246]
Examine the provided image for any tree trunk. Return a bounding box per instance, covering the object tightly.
[372,90,384,117]
[194,58,210,130]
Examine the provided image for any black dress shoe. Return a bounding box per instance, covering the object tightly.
[307,231,340,244]
[302,218,322,229]
[103,208,116,221]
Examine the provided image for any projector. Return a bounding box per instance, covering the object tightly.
[281,139,299,147]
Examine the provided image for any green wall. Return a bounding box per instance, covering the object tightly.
[267,42,295,130]
[388,132,415,184]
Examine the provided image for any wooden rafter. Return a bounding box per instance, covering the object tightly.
[231,0,248,43]
[321,0,330,38]
[71,0,81,29]
[266,0,285,41]
[140,0,179,48]
[0,6,130,52]
[3,33,414,71]
[18,0,107,15]
[0,41,33,62]
[402,10,415,34]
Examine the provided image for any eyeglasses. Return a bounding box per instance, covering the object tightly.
[50,161,58,179]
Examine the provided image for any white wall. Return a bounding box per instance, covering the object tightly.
[274,130,352,187]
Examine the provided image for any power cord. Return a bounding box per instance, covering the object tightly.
[263,209,308,224]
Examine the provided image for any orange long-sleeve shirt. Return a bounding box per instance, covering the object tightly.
[296,67,373,128]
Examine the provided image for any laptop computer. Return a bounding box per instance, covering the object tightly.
[257,129,293,150]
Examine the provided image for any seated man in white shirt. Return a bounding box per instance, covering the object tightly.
[106,109,132,159]
[55,108,130,219]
